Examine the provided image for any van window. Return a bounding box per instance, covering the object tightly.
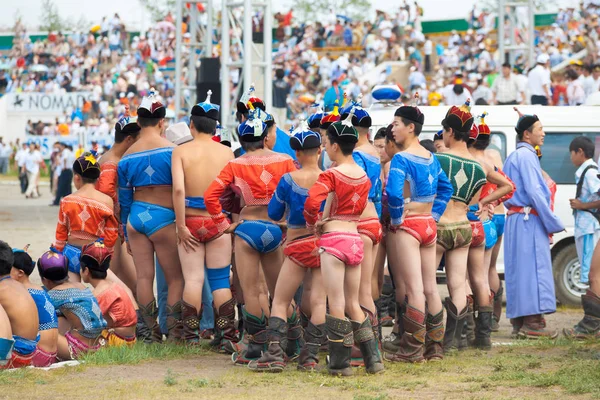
[489,132,507,161]
[540,133,600,185]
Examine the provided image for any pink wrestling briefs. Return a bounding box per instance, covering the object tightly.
[31,346,57,367]
[357,217,383,245]
[396,214,437,246]
[319,232,364,267]
[65,331,102,360]
[470,221,485,248]
[283,235,320,269]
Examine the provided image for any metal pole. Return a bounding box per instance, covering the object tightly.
[263,0,273,110]
[206,0,213,57]
[498,0,505,67]
[189,3,198,96]
[221,1,231,129]
[243,0,253,93]
[528,0,535,68]
[175,0,183,118]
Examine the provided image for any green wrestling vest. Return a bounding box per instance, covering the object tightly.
[435,153,487,204]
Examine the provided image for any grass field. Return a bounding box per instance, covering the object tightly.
[1,339,599,400]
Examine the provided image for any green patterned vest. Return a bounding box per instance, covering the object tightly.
[435,153,486,204]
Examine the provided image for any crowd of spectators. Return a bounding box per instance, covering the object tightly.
[1,1,600,139]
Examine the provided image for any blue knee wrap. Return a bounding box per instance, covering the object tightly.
[206,265,231,291]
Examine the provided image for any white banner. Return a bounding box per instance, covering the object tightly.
[7,92,92,113]
[25,134,114,159]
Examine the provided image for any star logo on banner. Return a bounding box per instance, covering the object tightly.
[13,95,23,108]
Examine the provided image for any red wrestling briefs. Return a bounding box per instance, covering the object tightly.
[31,346,57,367]
[284,235,320,269]
[0,351,34,369]
[470,220,485,248]
[396,214,437,246]
[185,215,226,243]
[357,217,383,245]
[319,232,364,267]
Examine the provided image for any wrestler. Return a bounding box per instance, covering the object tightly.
[503,109,564,339]
[96,105,140,294]
[205,109,296,365]
[0,240,39,369]
[304,117,384,376]
[383,104,452,363]
[38,250,107,360]
[248,125,326,372]
[118,90,184,343]
[0,304,13,368]
[381,126,409,355]
[171,93,237,349]
[80,243,137,346]
[435,101,513,351]
[52,152,119,282]
[433,130,448,153]
[10,248,59,367]
[373,127,394,329]
[339,101,383,356]
[467,114,515,334]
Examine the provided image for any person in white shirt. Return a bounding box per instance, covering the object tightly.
[492,62,525,105]
[15,143,29,194]
[424,36,433,73]
[23,143,45,199]
[584,65,600,97]
[566,69,586,106]
[51,143,74,205]
[528,53,552,105]
[0,138,9,174]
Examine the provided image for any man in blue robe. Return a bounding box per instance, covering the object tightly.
[503,112,564,339]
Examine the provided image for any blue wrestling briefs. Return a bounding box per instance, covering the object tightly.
[64,243,82,274]
[234,220,283,253]
[129,201,176,237]
[483,219,498,250]
[492,214,506,237]
[0,337,14,365]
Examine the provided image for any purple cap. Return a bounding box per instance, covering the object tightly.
[37,251,68,281]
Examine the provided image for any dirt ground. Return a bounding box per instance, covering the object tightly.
[0,181,597,399]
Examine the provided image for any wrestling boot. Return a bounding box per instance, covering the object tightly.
[383,301,405,353]
[518,314,558,339]
[423,310,444,361]
[210,298,239,353]
[473,306,493,350]
[297,321,324,371]
[510,317,524,338]
[232,308,267,365]
[285,309,304,361]
[300,311,310,329]
[380,276,395,327]
[181,301,200,345]
[248,317,287,372]
[326,314,354,376]
[491,282,504,332]
[460,296,476,350]
[443,298,468,353]
[352,317,385,374]
[351,307,379,367]
[166,301,183,343]
[137,299,162,344]
[383,304,425,363]
[563,290,600,339]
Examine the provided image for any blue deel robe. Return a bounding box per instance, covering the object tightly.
[503,142,564,319]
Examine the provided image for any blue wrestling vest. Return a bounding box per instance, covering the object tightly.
[353,150,382,217]
[185,196,206,210]
[268,173,324,229]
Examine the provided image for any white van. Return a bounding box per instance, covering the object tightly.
[370,104,600,307]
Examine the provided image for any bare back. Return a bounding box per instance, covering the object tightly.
[0,279,39,340]
[0,303,11,339]
[179,137,234,197]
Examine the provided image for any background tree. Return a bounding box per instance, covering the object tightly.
[138,0,177,22]
[295,0,371,23]
[39,0,64,31]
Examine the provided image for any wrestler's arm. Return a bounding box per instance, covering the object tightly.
[480,161,514,207]
[489,168,516,207]
[520,153,565,234]
[97,164,118,204]
[385,154,406,227]
[204,162,234,232]
[103,211,119,249]
[433,164,452,221]
[52,201,68,251]
[171,148,187,232]
[117,162,133,242]
[268,175,289,222]
[304,171,333,228]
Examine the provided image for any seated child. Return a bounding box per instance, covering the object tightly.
[52,152,118,282]
[10,248,59,367]
[80,243,137,346]
[37,250,107,360]
[0,240,40,369]
[0,304,14,367]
